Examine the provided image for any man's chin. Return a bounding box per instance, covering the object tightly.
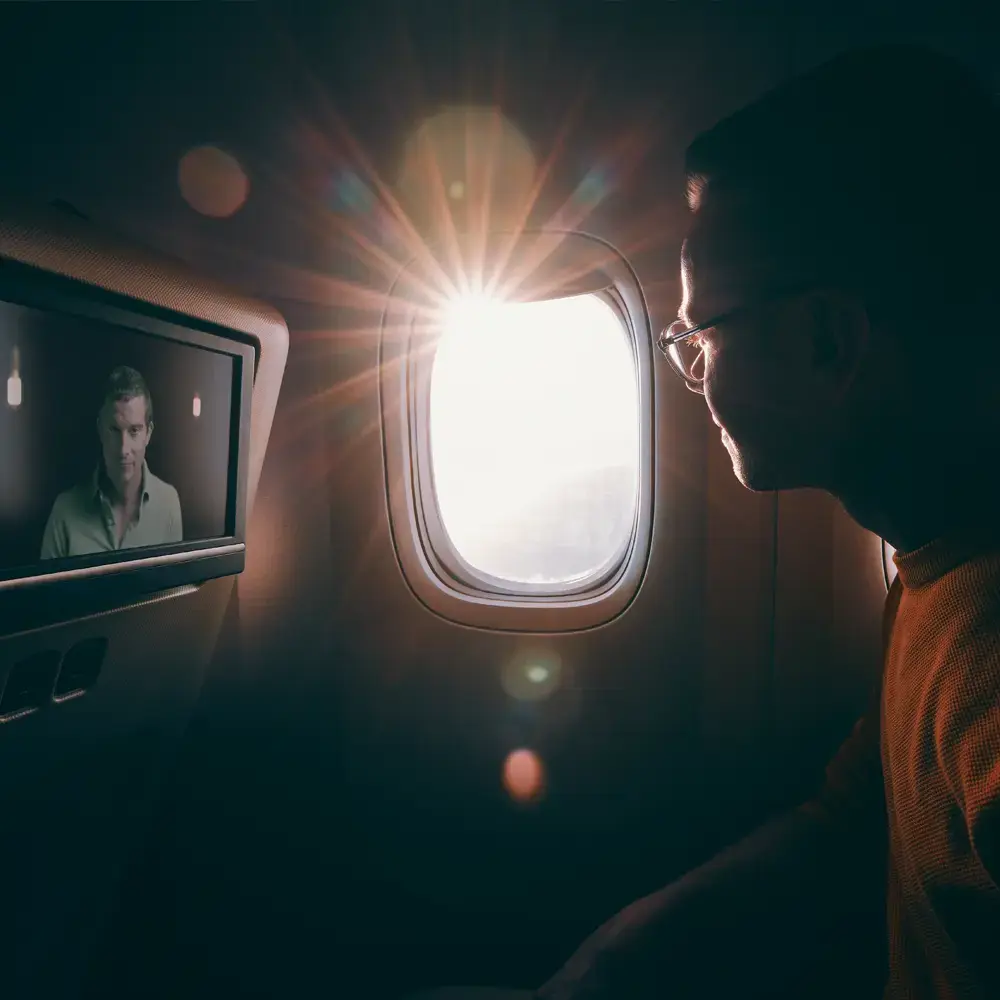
[732,456,814,493]
[728,447,785,493]
[108,466,136,489]
[733,464,772,492]
[721,431,813,492]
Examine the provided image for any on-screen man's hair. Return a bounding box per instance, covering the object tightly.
[100,365,154,425]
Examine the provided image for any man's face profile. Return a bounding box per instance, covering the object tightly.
[97,394,153,494]
[679,202,847,495]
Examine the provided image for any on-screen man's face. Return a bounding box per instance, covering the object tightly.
[97,394,152,496]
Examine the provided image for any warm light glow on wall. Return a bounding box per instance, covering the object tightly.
[192,393,201,418]
[7,346,21,409]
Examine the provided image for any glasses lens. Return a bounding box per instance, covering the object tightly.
[663,321,706,384]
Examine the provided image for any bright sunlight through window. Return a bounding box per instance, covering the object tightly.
[429,293,639,588]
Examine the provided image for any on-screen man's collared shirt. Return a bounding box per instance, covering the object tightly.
[40,462,182,559]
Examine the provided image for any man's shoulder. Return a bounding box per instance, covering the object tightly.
[911,551,1000,714]
[145,468,180,506]
[935,550,1000,638]
[50,480,94,519]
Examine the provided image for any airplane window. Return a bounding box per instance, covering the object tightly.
[428,292,639,589]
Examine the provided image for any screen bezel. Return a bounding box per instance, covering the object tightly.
[0,258,256,629]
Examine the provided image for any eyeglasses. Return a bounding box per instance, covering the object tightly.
[656,284,813,394]
[656,304,751,395]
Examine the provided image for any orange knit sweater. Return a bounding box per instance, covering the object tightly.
[876,536,1000,998]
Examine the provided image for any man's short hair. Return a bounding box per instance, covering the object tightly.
[100,365,153,425]
[684,44,1000,343]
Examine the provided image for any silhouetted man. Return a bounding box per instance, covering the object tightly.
[533,44,1000,1000]
[40,365,182,558]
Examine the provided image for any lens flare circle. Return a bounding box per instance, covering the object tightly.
[397,105,536,235]
[333,170,375,215]
[178,145,250,219]
[503,748,545,802]
[501,647,563,703]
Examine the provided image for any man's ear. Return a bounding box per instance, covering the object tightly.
[146,420,154,444]
[806,289,870,394]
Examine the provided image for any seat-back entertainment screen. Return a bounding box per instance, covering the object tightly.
[0,266,255,617]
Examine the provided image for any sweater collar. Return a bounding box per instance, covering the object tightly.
[894,522,1000,589]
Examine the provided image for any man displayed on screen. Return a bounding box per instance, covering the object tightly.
[40,365,182,559]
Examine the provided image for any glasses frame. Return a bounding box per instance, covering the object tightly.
[657,306,745,394]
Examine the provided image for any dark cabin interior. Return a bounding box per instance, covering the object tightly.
[0,4,994,998]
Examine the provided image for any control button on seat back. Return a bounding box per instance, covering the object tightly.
[54,636,108,700]
[0,650,62,720]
